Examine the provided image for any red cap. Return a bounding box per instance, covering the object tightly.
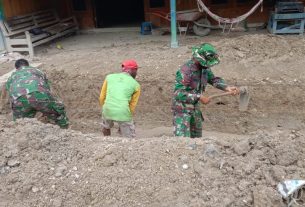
[122,60,138,70]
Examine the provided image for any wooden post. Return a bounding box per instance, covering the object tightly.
[0,0,3,20]
[25,31,34,58]
[0,0,5,52]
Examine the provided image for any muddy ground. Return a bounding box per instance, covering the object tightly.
[1,30,305,206]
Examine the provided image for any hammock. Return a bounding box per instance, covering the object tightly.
[196,0,264,31]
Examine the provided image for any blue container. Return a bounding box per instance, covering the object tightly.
[141,22,152,35]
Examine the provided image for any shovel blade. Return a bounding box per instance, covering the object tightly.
[239,86,250,111]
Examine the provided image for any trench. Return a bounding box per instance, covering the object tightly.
[2,70,305,135]
[48,70,305,135]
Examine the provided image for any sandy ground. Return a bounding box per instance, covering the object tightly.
[1,29,305,206]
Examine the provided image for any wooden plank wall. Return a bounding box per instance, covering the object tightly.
[2,0,94,28]
[3,0,305,29]
[70,0,95,28]
[55,0,73,18]
[143,0,285,25]
[143,0,170,27]
[55,0,95,28]
[3,0,53,18]
[2,0,75,18]
[177,0,196,10]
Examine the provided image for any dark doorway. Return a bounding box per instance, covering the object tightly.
[94,0,144,28]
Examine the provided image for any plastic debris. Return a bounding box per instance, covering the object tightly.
[278,180,305,207]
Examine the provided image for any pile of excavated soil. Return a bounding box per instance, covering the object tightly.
[217,34,305,65]
[1,118,304,207]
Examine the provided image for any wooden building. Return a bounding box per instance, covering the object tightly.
[144,0,274,26]
[0,0,304,29]
[1,0,144,29]
[1,0,95,28]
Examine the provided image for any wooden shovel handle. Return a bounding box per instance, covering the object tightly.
[208,91,234,99]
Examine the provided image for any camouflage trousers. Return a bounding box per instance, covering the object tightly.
[173,109,204,138]
[11,91,69,128]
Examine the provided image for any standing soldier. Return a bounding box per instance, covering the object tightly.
[2,59,69,128]
[99,60,141,138]
[172,43,238,138]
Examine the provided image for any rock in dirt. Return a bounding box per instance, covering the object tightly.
[31,186,39,193]
[0,157,7,167]
[7,160,20,167]
[101,154,118,167]
[233,138,251,155]
[204,144,219,158]
[55,165,67,177]
[182,164,189,170]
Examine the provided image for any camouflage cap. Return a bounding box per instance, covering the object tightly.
[192,43,220,67]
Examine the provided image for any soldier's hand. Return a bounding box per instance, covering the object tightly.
[225,86,239,95]
[200,96,210,104]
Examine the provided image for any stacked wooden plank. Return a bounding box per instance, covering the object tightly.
[268,1,305,35]
[0,10,79,57]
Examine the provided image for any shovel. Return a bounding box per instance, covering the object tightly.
[208,86,250,111]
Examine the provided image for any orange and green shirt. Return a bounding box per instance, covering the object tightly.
[99,73,140,122]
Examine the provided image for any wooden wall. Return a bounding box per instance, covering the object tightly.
[3,0,305,29]
[144,0,276,26]
[2,0,75,18]
[2,0,94,28]
[69,0,95,29]
[3,0,53,18]
[144,0,171,27]
[56,0,95,28]
[176,0,196,10]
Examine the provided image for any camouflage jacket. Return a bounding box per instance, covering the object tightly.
[172,59,227,111]
[6,66,51,100]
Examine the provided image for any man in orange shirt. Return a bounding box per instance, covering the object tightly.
[99,60,141,138]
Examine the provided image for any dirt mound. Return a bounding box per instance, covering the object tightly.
[216,34,305,65]
[1,118,304,206]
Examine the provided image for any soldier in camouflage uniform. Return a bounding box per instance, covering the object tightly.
[4,59,69,128]
[172,43,238,138]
